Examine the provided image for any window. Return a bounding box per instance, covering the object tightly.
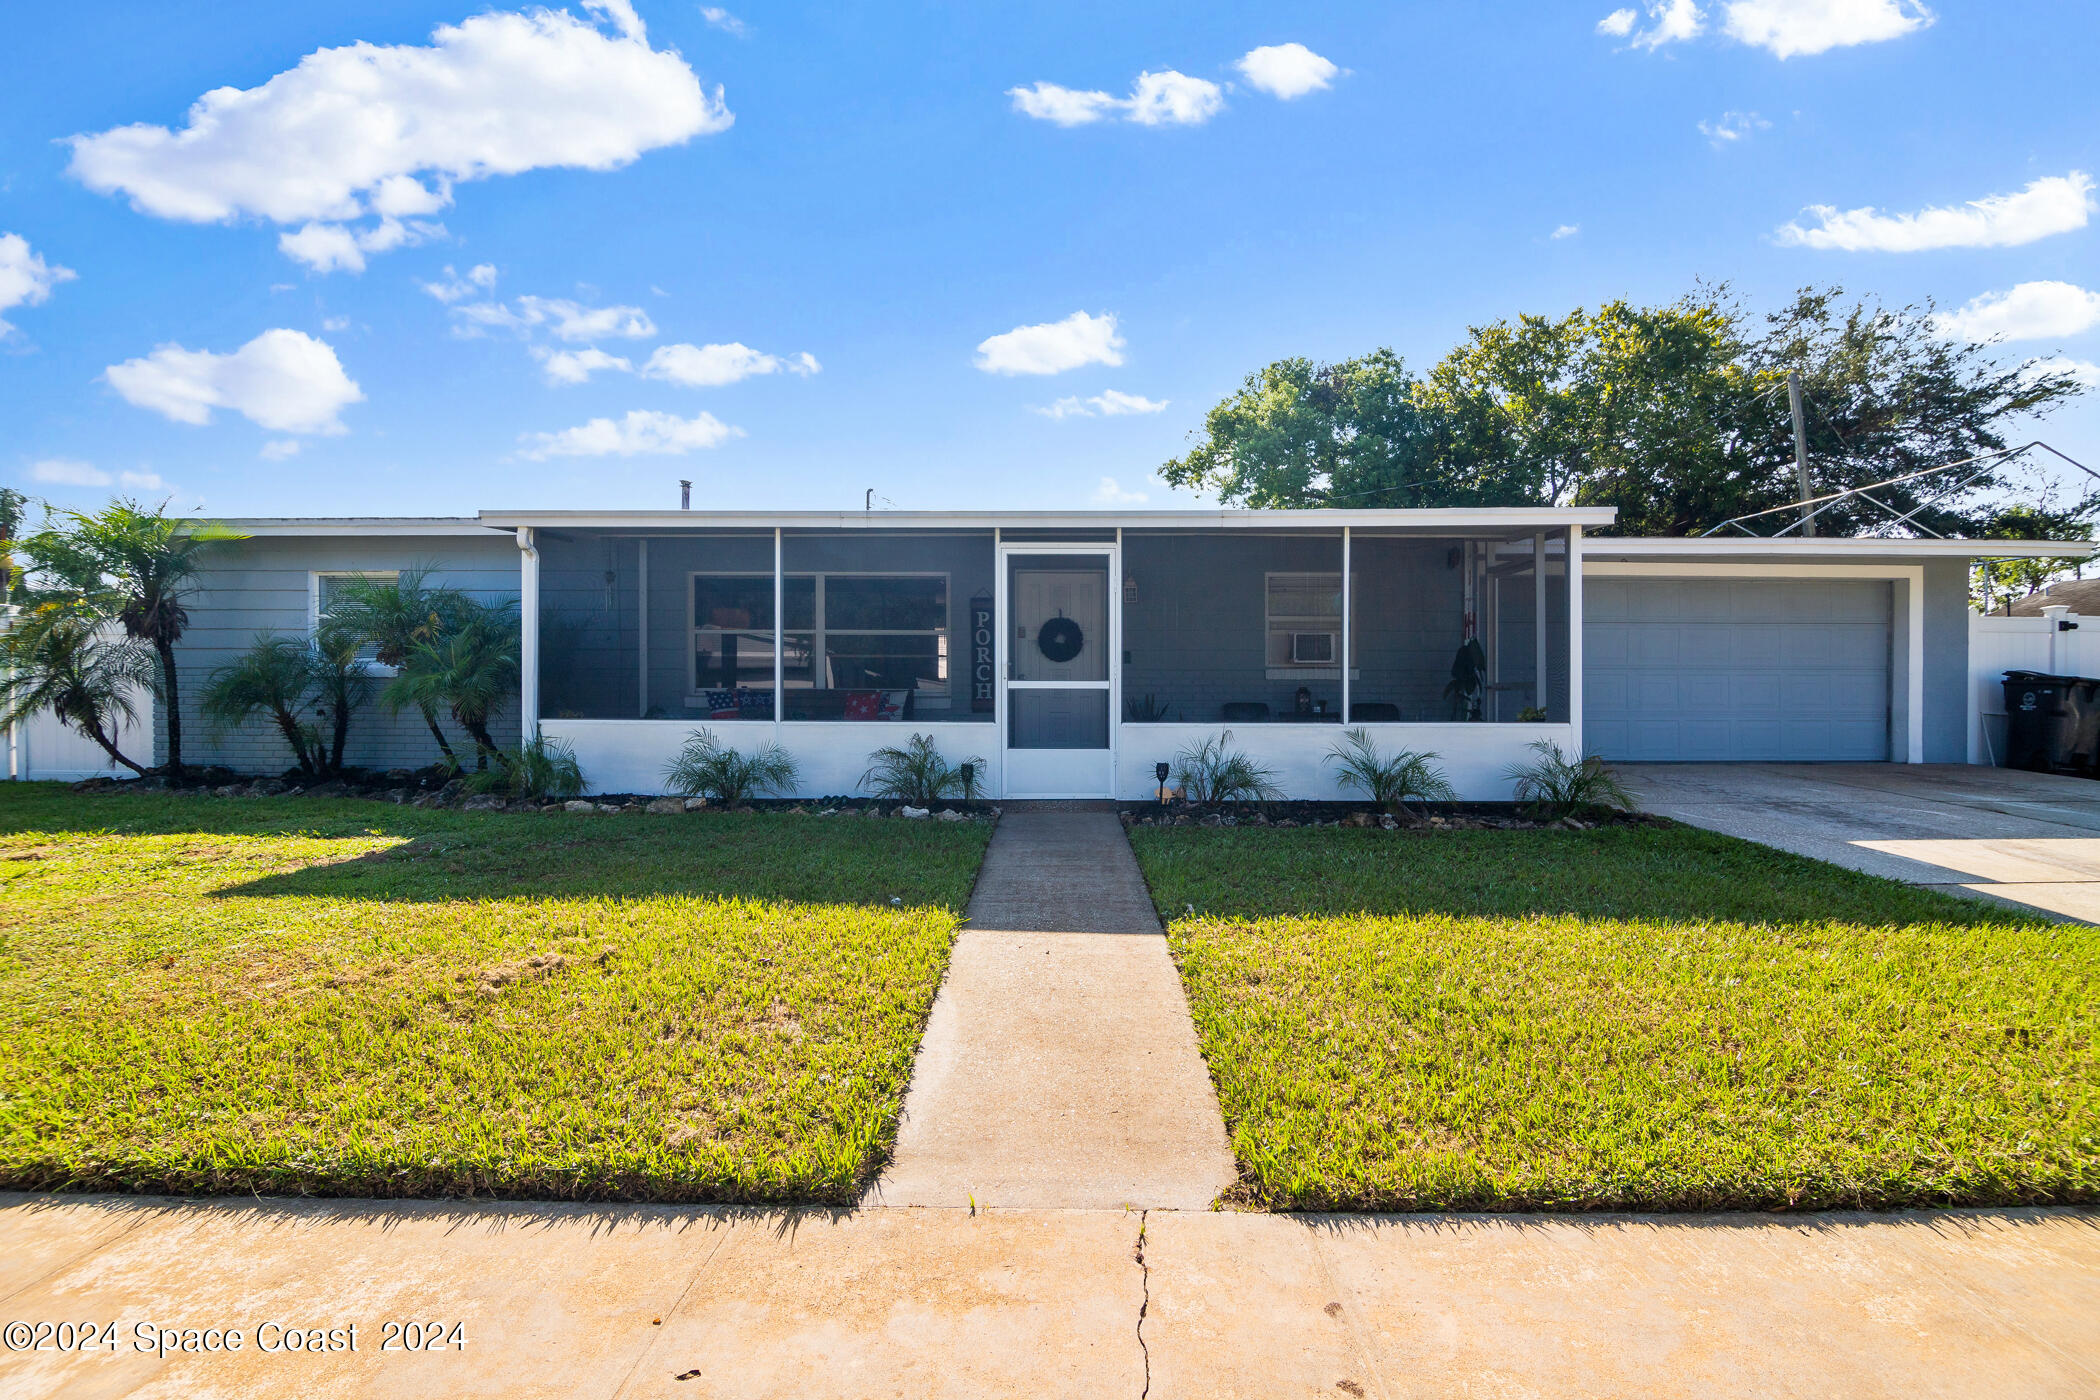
[1266,572,1343,672]
[311,570,399,669]
[689,572,950,718]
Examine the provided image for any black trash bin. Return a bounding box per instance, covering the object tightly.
[2002,671,2100,772]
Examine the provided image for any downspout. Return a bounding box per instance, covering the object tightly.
[517,527,541,743]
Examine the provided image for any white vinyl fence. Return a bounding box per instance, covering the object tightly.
[0,611,156,781]
[1969,607,2100,765]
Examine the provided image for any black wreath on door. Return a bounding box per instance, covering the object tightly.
[1036,614,1085,664]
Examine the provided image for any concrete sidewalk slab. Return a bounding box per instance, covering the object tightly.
[1627,763,2100,922]
[868,810,1237,1210]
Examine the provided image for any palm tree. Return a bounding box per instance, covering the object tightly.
[19,500,244,779]
[389,598,519,770]
[0,488,25,609]
[0,608,156,776]
[324,567,467,766]
[308,623,374,774]
[201,634,323,775]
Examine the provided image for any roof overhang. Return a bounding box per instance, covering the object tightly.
[1580,536,2095,562]
[476,507,1620,533]
[221,518,508,537]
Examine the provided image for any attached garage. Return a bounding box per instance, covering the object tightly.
[1583,576,1893,762]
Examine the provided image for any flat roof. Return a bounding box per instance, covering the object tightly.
[1582,536,2096,561]
[475,507,1620,531]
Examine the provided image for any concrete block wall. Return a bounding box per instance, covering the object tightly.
[158,533,523,773]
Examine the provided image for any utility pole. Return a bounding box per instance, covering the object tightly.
[1787,370,1816,537]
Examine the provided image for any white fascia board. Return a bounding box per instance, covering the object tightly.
[475,507,1620,532]
[1580,536,2095,561]
[222,519,505,537]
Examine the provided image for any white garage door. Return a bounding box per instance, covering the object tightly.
[1584,577,1891,762]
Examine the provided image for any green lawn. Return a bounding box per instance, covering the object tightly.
[0,785,989,1204]
[1131,823,2099,1212]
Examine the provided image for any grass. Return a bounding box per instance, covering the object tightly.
[0,784,990,1204]
[1130,822,2099,1213]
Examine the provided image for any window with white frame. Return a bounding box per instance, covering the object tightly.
[689,572,950,701]
[311,570,400,667]
[1265,572,1344,669]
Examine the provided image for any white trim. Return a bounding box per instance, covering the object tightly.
[1567,525,1584,752]
[996,539,1120,798]
[1582,559,1926,765]
[518,528,540,742]
[1340,527,1352,723]
[1581,536,2090,561]
[637,538,649,719]
[773,528,784,729]
[234,520,502,537]
[482,507,1619,532]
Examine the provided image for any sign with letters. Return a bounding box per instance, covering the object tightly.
[970,592,994,712]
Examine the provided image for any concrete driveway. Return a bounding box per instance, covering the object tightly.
[1627,763,2100,923]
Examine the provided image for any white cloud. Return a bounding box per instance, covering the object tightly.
[1008,70,1225,128]
[1699,110,1770,145]
[450,294,656,340]
[1550,223,1581,240]
[1778,172,2096,252]
[642,342,820,386]
[1092,477,1149,505]
[976,311,1125,376]
[1937,282,2100,345]
[2030,358,2100,389]
[1612,0,1704,49]
[699,7,748,36]
[65,2,729,272]
[320,315,350,331]
[1126,71,1226,127]
[260,439,302,460]
[420,263,499,303]
[1233,44,1339,100]
[0,233,76,336]
[519,408,742,459]
[30,458,110,487]
[1722,0,1932,58]
[105,328,364,434]
[536,346,633,384]
[121,470,167,490]
[1034,389,1170,419]
[1597,8,1639,36]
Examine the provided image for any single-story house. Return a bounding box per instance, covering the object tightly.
[141,507,2090,800]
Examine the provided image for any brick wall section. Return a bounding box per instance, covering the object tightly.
[155,533,523,773]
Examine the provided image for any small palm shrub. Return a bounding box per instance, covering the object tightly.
[663,727,799,804]
[465,735,585,800]
[1325,728,1456,817]
[202,632,324,775]
[860,733,986,804]
[1505,739,1636,820]
[1172,730,1281,804]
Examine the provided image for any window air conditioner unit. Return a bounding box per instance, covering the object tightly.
[1290,632,1336,664]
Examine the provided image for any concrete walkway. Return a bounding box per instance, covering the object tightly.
[868,809,1238,1209]
[4,1194,2095,1398]
[1628,763,2100,923]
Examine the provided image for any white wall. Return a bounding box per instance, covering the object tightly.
[5,691,154,781]
[1968,611,2100,764]
[546,717,1572,801]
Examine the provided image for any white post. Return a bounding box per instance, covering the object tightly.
[1534,530,1548,715]
[773,527,785,727]
[1567,525,1584,751]
[517,527,541,743]
[637,537,649,718]
[1340,527,1352,724]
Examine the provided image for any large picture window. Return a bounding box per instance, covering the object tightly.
[689,572,950,720]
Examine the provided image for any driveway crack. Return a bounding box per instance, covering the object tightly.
[1134,1209,1152,1398]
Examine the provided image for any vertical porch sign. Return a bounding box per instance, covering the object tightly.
[970,592,995,712]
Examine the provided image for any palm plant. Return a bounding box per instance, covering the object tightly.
[0,487,25,609]
[663,727,799,804]
[324,567,468,765]
[201,633,324,775]
[860,733,986,804]
[1325,728,1456,817]
[17,500,244,778]
[1172,730,1282,804]
[1505,739,1637,821]
[388,598,518,770]
[0,608,156,775]
[307,623,374,774]
[465,735,585,800]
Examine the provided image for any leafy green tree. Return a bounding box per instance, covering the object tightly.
[1971,505,2094,611]
[0,608,157,775]
[16,500,244,777]
[202,634,324,775]
[388,597,519,769]
[0,488,25,608]
[322,567,468,765]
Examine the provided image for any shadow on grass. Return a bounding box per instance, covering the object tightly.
[1129,823,2052,928]
[0,787,988,911]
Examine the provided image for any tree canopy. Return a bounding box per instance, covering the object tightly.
[1159,286,2090,538]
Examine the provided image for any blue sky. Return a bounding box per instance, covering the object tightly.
[3,0,2096,519]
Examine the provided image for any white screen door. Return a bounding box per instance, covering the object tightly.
[999,545,1118,797]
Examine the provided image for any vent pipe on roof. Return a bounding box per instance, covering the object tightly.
[679,480,691,510]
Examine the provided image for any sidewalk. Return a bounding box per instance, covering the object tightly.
[4,1193,2094,1398]
[867,809,1238,1209]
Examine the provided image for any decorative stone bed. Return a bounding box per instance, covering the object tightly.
[1119,801,1662,831]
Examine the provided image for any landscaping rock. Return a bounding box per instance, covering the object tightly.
[899,806,930,819]
[249,778,288,797]
[645,797,685,815]
[461,794,507,812]
[935,809,966,822]
[683,797,708,811]
[382,788,412,804]
[303,779,351,799]
[597,803,623,814]
[563,800,596,813]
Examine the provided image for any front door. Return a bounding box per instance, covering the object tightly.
[999,547,1117,798]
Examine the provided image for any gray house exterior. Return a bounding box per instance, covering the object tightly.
[141,508,2083,799]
